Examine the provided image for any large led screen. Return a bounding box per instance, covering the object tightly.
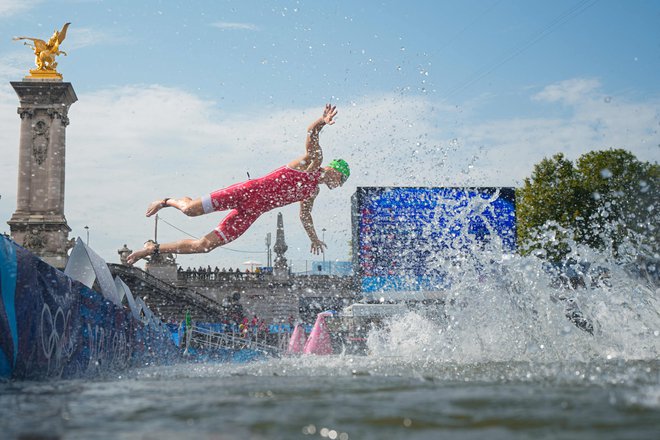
[351,187,516,296]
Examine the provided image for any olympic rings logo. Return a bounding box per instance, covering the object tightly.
[40,303,74,376]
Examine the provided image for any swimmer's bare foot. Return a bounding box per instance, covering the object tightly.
[146,198,170,217]
[126,241,159,266]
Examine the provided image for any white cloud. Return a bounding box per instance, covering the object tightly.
[464,78,660,184]
[0,84,21,236]
[1,78,658,271]
[0,0,40,17]
[0,51,33,79]
[210,21,259,31]
[66,27,132,50]
[532,77,602,104]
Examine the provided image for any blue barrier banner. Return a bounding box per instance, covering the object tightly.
[0,237,179,380]
[0,237,18,378]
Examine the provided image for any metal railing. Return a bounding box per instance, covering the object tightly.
[177,269,271,282]
[188,325,282,357]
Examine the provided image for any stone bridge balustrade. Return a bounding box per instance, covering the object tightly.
[174,271,358,325]
[111,263,358,327]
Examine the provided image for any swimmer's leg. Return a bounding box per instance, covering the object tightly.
[127,209,261,266]
[126,231,223,265]
[149,178,253,218]
[146,197,204,217]
[213,209,261,245]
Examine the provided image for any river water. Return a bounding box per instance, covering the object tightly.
[1,356,658,440]
[2,240,659,439]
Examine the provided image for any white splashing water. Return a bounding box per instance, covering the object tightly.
[365,240,658,364]
[361,188,659,364]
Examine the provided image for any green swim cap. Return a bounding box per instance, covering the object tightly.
[328,159,350,182]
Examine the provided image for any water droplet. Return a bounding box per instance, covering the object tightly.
[604,96,612,103]
[600,168,613,179]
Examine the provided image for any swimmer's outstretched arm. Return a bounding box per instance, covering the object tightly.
[291,104,337,172]
[300,195,326,255]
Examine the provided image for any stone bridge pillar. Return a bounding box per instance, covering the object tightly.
[8,79,77,269]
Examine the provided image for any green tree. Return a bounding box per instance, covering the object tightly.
[517,149,658,261]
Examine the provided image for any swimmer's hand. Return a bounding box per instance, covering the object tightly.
[322,104,337,125]
[310,238,327,255]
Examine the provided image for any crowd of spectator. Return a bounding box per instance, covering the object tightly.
[217,292,271,340]
[177,265,272,281]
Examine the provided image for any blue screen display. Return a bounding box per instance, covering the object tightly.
[352,187,516,294]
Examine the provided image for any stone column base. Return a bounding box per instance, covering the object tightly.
[8,212,73,269]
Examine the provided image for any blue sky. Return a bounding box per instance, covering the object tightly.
[1,0,658,270]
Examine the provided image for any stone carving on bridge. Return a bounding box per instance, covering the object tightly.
[118,244,132,266]
[47,108,71,126]
[23,228,46,251]
[32,119,49,165]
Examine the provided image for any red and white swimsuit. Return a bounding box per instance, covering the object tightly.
[201,166,322,244]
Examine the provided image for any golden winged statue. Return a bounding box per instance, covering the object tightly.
[13,22,71,79]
